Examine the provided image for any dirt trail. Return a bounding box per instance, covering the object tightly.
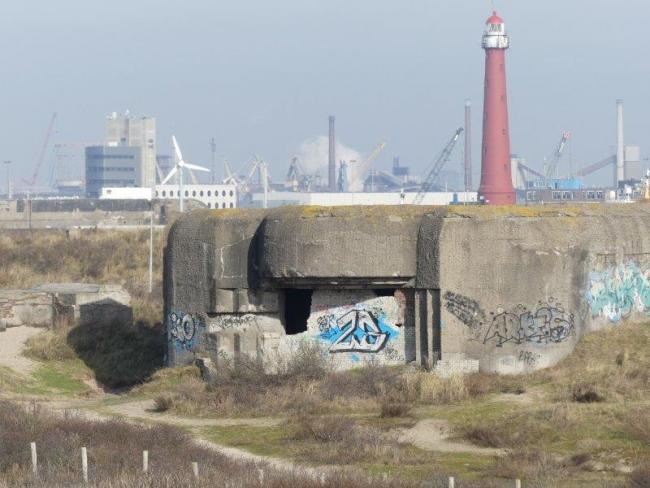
[397,419,505,456]
[106,399,283,428]
[0,326,41,374]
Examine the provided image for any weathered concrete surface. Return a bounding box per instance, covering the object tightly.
[423,205,650,373]
[165,204,650,375]
[260,206,430,286]
[0,284,131,330]
[0,291,57,329]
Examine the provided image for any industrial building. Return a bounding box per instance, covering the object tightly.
[100,183,238,209]
[106,113,157,188]
[154,184,237,209]
[85,113,157,198]
[244,191,477,208]
[85,146,142,198]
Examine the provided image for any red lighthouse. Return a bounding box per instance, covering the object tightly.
[478,11,515,205]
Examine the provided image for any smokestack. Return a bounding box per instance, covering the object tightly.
[464,99,472,192]
[328,116,336,192]
[616,99,625,185]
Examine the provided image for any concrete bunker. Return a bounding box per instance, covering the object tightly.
[164,205,650,375]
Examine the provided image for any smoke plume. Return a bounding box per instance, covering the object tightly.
[296,136,365,191]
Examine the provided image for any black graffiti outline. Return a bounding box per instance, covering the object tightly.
[443,291,486,338]
[329,309,390,354]
[483,304,575,347]
[443,292,576,348]
[169,312,204,348]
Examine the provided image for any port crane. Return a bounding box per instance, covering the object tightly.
[350,142,387,188]
[544,131,571,179]
[412,128,463,205]
[25,112,57,188]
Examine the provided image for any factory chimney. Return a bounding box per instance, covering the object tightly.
[478,11,515,205]
[464,99,472,192]
[616,99,625,185]
[328,116,336,192]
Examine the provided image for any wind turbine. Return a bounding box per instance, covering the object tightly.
[161,135,210,212]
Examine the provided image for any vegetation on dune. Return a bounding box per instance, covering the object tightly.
[0,229,165,323]
[0,401,410,488]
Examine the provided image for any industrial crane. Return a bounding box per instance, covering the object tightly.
[350,142,387,187]
[516,161,546,188]
[544,131,571,179]
[412,128,464,205]
[574,155,616,178]
[26,112,57,188]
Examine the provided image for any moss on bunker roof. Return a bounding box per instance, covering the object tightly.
[177,203,650,226]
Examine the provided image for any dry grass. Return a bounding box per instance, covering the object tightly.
[0,400,411,487]
[539,322,650,403]
[24,329,76,361]
[141,345,487,418]
[0,229,165,323]
[290,415,420,466]
[23,318,164,389]
[629,465,650,488]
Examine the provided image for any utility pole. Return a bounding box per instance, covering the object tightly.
[210,137,217,184]
[3,161,11,199]
[262,161,268,209]
[149,204,154,293]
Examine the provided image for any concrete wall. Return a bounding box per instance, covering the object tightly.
[0,284,131,331]
[165,205,650,375]
[425,207,650,374]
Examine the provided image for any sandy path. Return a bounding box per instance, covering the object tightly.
[107,399,283,428]
[398,419,505,456]
[0,326,41,374]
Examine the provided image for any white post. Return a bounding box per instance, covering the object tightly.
[192,461,199,478]
[515,480,522,488]
[148,209,154,294]
[258,468,264,485]
[448,476,455,488]
[143,450,149,473]
[30,442,37,475]
[81,447,88,483]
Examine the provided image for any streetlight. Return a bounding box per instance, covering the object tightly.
[3,161,11,199]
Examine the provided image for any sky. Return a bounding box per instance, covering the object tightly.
[0,0,648,188]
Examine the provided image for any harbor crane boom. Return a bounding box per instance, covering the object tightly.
[28,112,57,187]
[544,131,571,179]
[351,142,386,186]
[412,128,464,205]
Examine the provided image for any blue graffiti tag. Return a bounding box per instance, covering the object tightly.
[319,309,399,354]
[168,311,205,351]
[586,262,650,322]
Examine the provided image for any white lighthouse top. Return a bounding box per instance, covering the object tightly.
[482,11,509,50]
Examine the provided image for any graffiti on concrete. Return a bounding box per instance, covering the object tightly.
[443,292,575,348]
[518,350,541,366]
[444,291,487,336]
[214,314,257,330]
[586,261,650,322]
[319,308,399,354]
[484,302,575,347]
[169,311,205,351]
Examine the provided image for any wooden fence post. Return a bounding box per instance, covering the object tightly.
[143,450,149,473]
[81,447,88,483]
[192,461,199,478]
[448,476,455,488]
[30,442,37,475]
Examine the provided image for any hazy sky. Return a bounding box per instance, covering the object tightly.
[1,0,648,188]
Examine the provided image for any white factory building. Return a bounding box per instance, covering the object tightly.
[244,191,478,208]
[100,184,238,209]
